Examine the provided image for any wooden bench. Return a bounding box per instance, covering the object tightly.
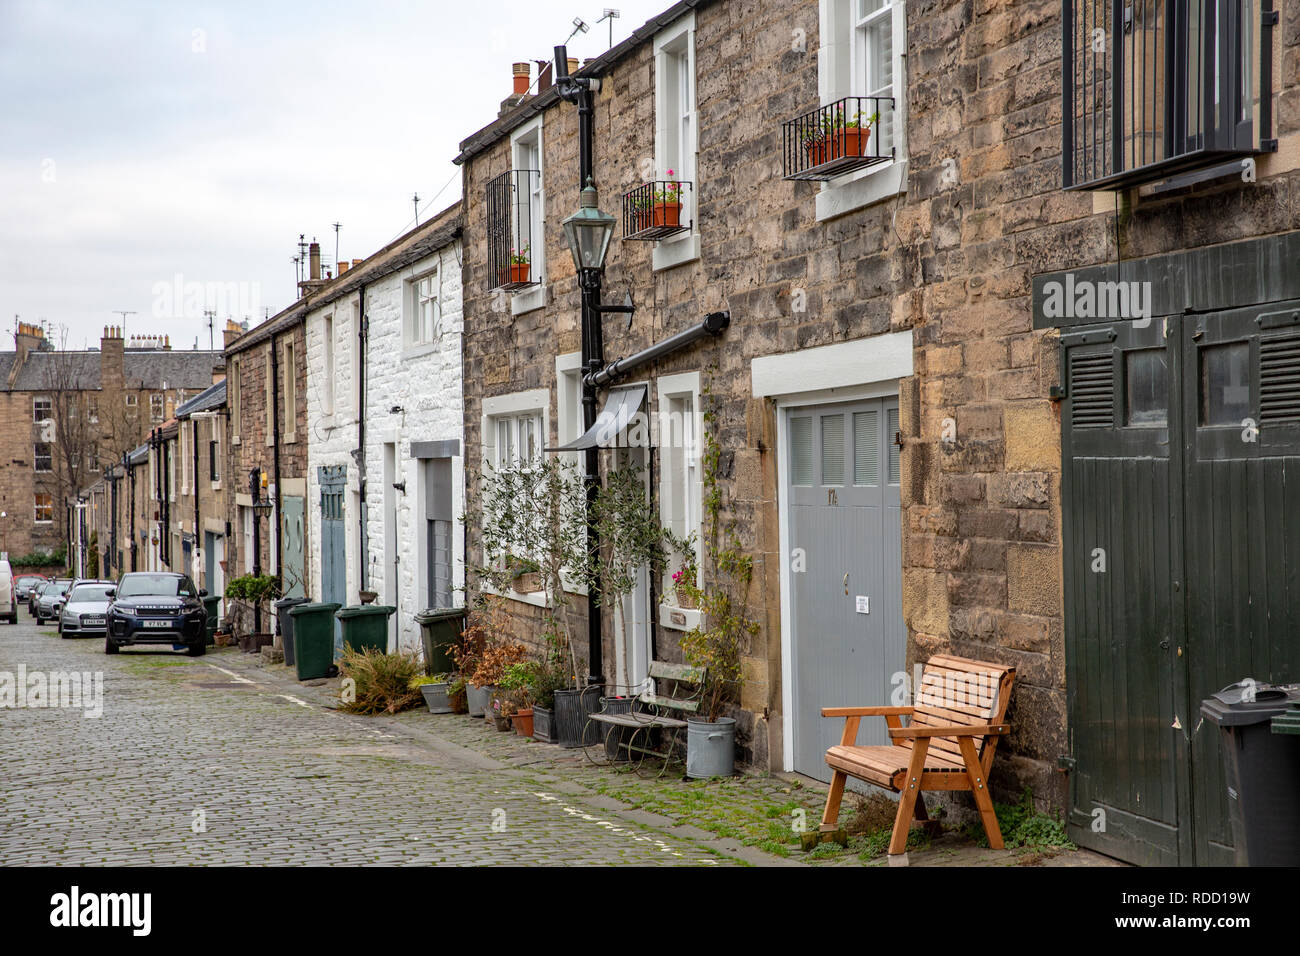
[586,661,706,777]
[815,654,1016,865]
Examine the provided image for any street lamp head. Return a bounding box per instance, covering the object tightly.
[563,177,616,273]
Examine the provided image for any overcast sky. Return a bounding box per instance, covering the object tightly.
[0,0,669,352]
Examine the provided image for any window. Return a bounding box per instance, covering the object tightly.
[229,357,241,441]
[322,313,336,412]
[483,389,549,473]
[264,348,274,441]
[126,393,138,408]
[1126,349,1169,427]
[34,443,52,472]
[181,423,191,492]
[168,444,176,502]
[210,420,221,483]
[34,493,53,523]
[86,443,99,474]
[150,393,163,421]
[651,13,700,268]
[87,397,99,423]
[1063,0,1271,190]
[282,339,297,442]
[556,353,585,469]
[493,115,544,313]
[1200,343,1251,426]
[805,0,907,218]
[33,396,51,422]
[657,372,703,598]
[407,270,441,348]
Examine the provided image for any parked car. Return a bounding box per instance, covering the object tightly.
[14,573,48,604]
[28,579,54,615]
[58,580,116,638]
[105,572,208,656]
[35,579,73,623]
[0,560,15,624]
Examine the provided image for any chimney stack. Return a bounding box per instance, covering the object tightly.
[536,59,553,93]
[100,325,124,397]
[338,261,350,274]
[352,258,362,269]
[223,319,243,350]
[309,241,321,281]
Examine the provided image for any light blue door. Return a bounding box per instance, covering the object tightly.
[319,467,347,654]
[787,397,904,782]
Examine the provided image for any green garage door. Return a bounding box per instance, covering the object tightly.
[1061,302,1300,865]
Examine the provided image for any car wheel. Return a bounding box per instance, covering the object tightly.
[186,641,206,657]
[104,637,119,655]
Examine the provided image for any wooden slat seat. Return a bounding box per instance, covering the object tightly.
[589,711,688,730]
[815,654,1017,864]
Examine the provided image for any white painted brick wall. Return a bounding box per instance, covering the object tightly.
[363,242,465,652]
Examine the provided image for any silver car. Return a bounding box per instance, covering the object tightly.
[59,581,116,638]
[36,579,73,624]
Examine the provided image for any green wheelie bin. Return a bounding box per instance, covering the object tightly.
[336,605,396,654]
[413,607,466,674]
[202,594,222,646]
[289,602,342,680]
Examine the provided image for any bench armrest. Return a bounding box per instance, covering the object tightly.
[821,706,914,718]
[888,723,1009,739]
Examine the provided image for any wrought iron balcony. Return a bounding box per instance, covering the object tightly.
[1063,0,1275,191]
[486,169,540,291]
[782,96,894,182]
[622,180,694,241]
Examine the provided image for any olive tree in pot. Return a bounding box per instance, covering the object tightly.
[471,458,599,747]
[223,574,279,653]
[674,399,760,779]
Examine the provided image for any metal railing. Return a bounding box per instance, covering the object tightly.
[1063,0,1274,190]
[486,169,541,291]
[782,96,894,181]
[621,180,694,240]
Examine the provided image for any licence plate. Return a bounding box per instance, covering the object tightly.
[143,619,172,628]
[84,618,105,626]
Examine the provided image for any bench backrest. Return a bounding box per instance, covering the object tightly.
[905,654,1016,761]
[642,660,707,713]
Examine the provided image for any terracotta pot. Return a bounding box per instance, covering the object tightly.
[653,201,682,227]
[512,708,535,737]
[509,262,530,284]
[806,126,871,168]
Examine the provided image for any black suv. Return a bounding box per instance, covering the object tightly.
[105,572,208,656]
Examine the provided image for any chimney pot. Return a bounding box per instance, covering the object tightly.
[513,61,530,95]
[309,241,321,281]
[352,259,362,269]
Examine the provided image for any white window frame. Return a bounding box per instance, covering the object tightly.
[33,396,51,422]
[33,442,52,473]
[554,352,589,596]
[816,0,909,222]
[125,393,138,409]
[34,493,53,524]
[87,397,99,423]
[228,358,240,443]
[405,264,442,351]
[655,371,704,632]
[209,419,222,490]
[321,313,336,415]
[150,393,164,422]
[481,388,550,607]
[510,115,547,316]
[653,12,701,272]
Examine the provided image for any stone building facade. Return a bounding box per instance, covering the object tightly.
[455,0,1300,862]
[0,322,221,562]
[302,203,465,652]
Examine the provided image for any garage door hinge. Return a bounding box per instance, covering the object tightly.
[1057,755,1077,772]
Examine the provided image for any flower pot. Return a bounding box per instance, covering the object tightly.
[492,714,513,732]
[358,590,378,605]
[512,572,541,594]
[674,585,698,610]
[653,201,682,227]
[554,686,603,749]
[466,683,492,718]
[686,716,736,779]
[214,630,235,648]
[509,262,530,284]
[532,704,556,742]
[420,682,452,714]
[512,707,534,737]
[806,126,871,169]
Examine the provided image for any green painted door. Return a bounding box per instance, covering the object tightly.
[281,495,305,599]
[1061,302,1300,865]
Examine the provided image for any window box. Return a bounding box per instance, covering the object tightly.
[1063,0,1275,191]
[486,169,540,292]
[623,180,694,241]
[782,96,894,181]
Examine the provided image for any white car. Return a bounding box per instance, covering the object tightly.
[0,559,15,624]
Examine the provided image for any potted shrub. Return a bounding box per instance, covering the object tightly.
[506,246,530,285]
[451,595,513,717]
[530,630,570,742]
[653,173,683,228]
[412,674,453,714]
[499,661,538,737]
[804,107,878,167]
[338,646,425,715]
[506,554,542,594]
[447,676,469,714]
[224,573,278,652]
[469,636,529,722]
[664,529,699,610]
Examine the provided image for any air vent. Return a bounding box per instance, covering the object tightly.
[1069,352,1115,429]
[1261,333,1300,424]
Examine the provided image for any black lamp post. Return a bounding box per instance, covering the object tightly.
[555,49,618,689]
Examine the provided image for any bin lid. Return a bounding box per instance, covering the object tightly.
[288,602,342,617]
[335,604,396,619]
[414,607,467,624]
[1273,702,1300,736]
[275,596,311,609]
[1200,681,1300,726]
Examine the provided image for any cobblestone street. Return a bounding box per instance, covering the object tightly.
[0,615,743,866]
